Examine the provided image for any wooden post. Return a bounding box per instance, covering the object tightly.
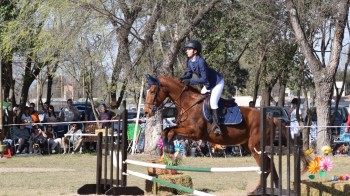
[121,100,128,187]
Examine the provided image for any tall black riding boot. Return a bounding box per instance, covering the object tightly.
[212,109,222,136]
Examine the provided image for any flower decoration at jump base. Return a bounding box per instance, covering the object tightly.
[321,145,332,155]
[332,174,350,181]
[306,146,334,180]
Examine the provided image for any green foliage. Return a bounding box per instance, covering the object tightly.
[161,153,183,166]
[192,1,250,97]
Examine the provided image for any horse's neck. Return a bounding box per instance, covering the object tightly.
[168,86,202,108]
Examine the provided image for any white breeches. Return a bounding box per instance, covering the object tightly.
[201,79,224,109]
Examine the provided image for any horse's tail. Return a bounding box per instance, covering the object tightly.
[272,117,311,174]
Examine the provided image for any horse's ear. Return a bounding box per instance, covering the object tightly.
[145,74,159,89]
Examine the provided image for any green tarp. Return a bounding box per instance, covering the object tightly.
[2,101,10,110]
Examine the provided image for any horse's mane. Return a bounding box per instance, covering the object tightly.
[158,75,201,94]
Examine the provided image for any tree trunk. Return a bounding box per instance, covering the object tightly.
[46,64,58,105]
[260,86,272,106]
[144,113,162,154]
[286,0,349,154]
[314,79,333,153]
[277,79,286,107]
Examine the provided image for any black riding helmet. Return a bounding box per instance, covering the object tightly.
[184,40,202,54]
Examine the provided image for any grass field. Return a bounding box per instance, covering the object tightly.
[1,153,350,196]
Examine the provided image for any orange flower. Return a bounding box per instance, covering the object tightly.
[314,156,322,164]
[308,160,320,174]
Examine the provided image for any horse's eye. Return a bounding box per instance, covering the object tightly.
[150,90,156,94]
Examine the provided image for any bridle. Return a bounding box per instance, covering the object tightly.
[145,79,161,114]
[145,78,206,123]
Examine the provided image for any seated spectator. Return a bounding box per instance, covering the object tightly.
[30,102,40,123]
[31,125,46,154]
[42,125,60,154]
[61,123,83,154]
[21,106,34,133]
[12,124,32,154]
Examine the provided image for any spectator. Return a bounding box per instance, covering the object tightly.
[12,124,31,154]
[346,113,350,133]
[41,101,49,115]
[12,106,21,124]
[21,106,34,133]
[249,101,255,108]
[44,105,59,131]
[31,125,46,154]
[42,125,60,154]
[98,104,115,129]
[290,98,301,139]
[110,101,121,117]
[61,123,83,154]
[30,102,40,123]
[59,99,80,133]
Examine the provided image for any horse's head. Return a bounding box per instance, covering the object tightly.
[144,74,169,117]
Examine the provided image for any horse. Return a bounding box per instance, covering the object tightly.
[143,74,310,194]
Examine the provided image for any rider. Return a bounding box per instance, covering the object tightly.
[179,40,224,136]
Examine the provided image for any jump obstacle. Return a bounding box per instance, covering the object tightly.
[77,102,302,196]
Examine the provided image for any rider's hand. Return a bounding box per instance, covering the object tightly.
[182,79,190,85]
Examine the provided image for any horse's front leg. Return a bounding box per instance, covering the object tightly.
[162,126,197,154]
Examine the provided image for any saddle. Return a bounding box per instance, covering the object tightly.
[202,96,243,125]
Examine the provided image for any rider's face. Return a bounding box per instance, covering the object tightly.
[186,48,197,58]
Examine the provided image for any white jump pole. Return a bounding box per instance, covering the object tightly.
[131,79,144,155]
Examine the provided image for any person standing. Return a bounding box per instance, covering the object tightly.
[44,105,59,132]
[98,104,116,129]
[290,98,301,139]
[59,99,80,136]
[179,40,224,136]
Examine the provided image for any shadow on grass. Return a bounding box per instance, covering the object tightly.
[198,188,215,193]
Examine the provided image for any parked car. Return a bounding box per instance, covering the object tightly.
[73,102,93,121]
[258,106,290,146]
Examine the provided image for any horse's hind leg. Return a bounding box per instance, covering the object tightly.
[248,146,279,195]
[248,149,264,195]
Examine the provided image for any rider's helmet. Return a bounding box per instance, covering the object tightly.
[184,40,202,54]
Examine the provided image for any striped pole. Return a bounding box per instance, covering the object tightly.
[125,159,260,173]
[126,170,215,196]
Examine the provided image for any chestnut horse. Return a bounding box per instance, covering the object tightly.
[143,75,308,194]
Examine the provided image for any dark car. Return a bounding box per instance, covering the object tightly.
[258,106,291,146]
[264,106,290,124]
[72,102,97,121]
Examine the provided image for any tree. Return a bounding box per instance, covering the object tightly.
[286,0,350,153]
